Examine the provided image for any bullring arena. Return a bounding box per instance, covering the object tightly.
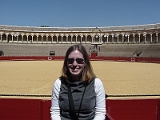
[0,23,160,120]
[0,61,160,98]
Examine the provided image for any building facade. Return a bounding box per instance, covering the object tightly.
[0,23,160,44]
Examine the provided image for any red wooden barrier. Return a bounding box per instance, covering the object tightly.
[41,100,51,120]
[0,98,42,120]
[0,98,160,120]
[106,99,160,120]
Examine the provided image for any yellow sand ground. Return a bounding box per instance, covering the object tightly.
[0,61,160,99]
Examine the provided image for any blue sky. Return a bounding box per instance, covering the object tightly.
[0,0,160,27]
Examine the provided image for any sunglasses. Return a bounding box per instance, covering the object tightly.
[67,58,84,64]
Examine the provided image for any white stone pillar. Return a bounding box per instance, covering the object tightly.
[71,35,73,43]
[99,35,102,43]
[40,35,43,43]
[76,35,78,43]
[92,35,94,43]
[22,35,23,43]
[26,35,29,43]
[17,35,18,42]
[0,33,1,42]
[26,33,29,43]
[0,35,1,42]
[84,35,86,43]
[66,35,68,43]
[36,33,39,43]
[122,34,124,43]
[112,34,114,43]
[150,34,152,43]
[106,35,109,43]
[117,34,119,43]
[56,34,58,43]
[46,34,49,43]
[51,35,54,43]
[21,33,24,42]
[36,35,38,42]
[32,35,34,43]
[80,35,83,43]
[12,35,14,42]
[138,34,141,43]
[133,33,135,43]
[61,35,63,43]
[156,33,158,42]
[127,35,129,43]
[85,34,88,43]
[144,34,146,43]
[6,33,8,42]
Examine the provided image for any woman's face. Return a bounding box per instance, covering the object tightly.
[67,50,85,79]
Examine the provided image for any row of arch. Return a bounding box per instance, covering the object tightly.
[0,32,160,44]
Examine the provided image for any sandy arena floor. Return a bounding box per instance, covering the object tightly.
[0,61,160,99]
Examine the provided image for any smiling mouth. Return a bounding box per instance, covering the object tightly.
[71,69,79,72]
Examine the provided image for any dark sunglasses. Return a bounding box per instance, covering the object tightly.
[67,58,84,64]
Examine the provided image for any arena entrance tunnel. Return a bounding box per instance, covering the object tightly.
[0,50,4,56]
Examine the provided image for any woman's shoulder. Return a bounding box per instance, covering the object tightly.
[53,78,61,88]
[94,77,105,94]
[94,77,103,85]
[94,77,104,89]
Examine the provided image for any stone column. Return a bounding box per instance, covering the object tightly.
[22,34,24,42]
[36,35,38,42]
[26,35,28,43]
[145,35,147,43]
[85,34,87,43]
[133,33,135,43]
[56,34,58,43]
[31,35,34,43]
[99,35,102,43]
[84,35,86,43]
[71,35,73,43]
[156,33,158,42]
[138,34,141,43]
[106,35,109,43]
[65,34,67,43]
[143,33,146,43]
[26,34,29,43]
[0,33,2,42]
[31,33,34,43]
[112,34,114,43]
[6,33,8,42]
[80,35,83,43]
[127,35,129,43]
[75,35,78,43]
[60,35,63,43]
[21,33,24,42]
[117,34,119,43]
[122,34,124,43]
[36,33,39,43]
[91,35,94,43]
[51,34,54,43]
[41,36,43,43]
[150,33,152,43]
[12,34,13,42]
[46,34,49,43]
[16,35,18,42]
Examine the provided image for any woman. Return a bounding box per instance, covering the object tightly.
[50,44,106,120]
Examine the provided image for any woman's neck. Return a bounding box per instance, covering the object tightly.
[71,75,81,81]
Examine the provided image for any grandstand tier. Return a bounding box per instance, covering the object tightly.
[0,43,160,58]
[0,23,160,58]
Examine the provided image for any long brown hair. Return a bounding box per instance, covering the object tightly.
[60,44,95,83]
